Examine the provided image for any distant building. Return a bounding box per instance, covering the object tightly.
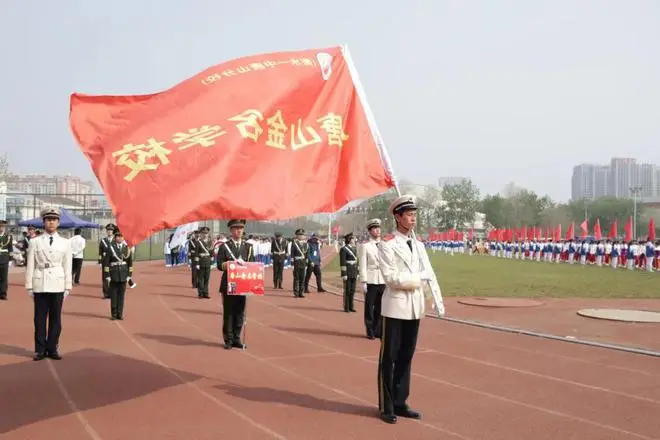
[570,157,659,201]
[4,173,96,204]
[437,176,470,188]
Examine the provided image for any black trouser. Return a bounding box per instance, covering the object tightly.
[365,284,385,337]
[272,257,284,288]
[197,266,210,297]
[222,293,246,344]
[33,292,64,354]
[0,263,8,298]
[110,281,127,318]
[343,277,357,311]
[303,262,323,291]
[191,262,198,287]
[101,265,110,298]
[378,316,420,416]
[292,263,306,297]
[72,258,83,284]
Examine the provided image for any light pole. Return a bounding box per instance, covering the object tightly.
[630,185,642,239]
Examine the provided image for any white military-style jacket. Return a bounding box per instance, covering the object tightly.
[25,232,73,293]
[378,230,443,320]
[359,238,385,285]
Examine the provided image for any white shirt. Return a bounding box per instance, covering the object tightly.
[69,235,86,259]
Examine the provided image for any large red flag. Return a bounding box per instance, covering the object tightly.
[70,46,396,244]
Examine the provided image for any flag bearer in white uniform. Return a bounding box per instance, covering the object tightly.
[377,195,443,425]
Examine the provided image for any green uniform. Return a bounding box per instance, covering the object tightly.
[290,239,309,298]
[217,239,254,348]
[103,242,133,320]
[192,236,213,298]
[340,244,359,312]
[0,233,13,300]
[98,236,113,299]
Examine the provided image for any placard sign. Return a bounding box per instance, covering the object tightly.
[227,262,265,296]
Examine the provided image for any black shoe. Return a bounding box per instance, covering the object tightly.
[350,309,357,312]
[223,342,232,350]
[379,412,397,424]
[304,289,310,293]
[0,295,7,300]
[33,353,46,361]
[117,316,123,320]
[394,406,421,419]
[47,352,62,360]
[367,334,375,340]
[232,341,246,349]
[317,288,326,293]
[111,316,117,320]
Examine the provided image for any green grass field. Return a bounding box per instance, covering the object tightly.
[82,241,165,262]
[324,252,660,299]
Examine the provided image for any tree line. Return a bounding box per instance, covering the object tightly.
[357,180,657,238]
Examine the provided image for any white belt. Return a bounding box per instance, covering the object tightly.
[199,253,210,257]
[110,261,126,266]
[37,263,55,269]
[294,256,305,260]
[274,252,285,255]
[0,249,8,253]
[346,261,357,265]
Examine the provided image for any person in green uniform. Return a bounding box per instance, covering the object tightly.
[188,229,200,288]
[192,226,213,299]
[290,229,309,298]
[0,220,13,300]
[339,232,359,312]
[216,219,254,349]
[98,223,116,299]
[103,229,134,320]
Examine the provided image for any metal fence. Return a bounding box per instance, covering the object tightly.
[4,192,332,262]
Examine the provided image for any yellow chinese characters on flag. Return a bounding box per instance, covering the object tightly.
[69,45,396,245]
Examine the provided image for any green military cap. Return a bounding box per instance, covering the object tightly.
[227,219,246,229]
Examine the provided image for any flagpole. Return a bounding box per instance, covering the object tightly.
[341,45,444,316]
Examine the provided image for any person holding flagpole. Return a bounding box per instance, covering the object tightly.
[376,195,444,424]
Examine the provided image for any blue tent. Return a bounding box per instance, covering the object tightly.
[18,208,101,229]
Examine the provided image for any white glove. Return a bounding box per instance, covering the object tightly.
[342,276,347,281]
[64,290,70,300]
[195,265,200,269]
[432,300,446,317]
[236,258,246,265]
[105,277,111,282]
[361,283,367,293]
[420,271,431,281]
[27,289,33,298]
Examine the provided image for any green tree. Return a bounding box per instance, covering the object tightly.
[479,194,512,228]
[438,179,480,230]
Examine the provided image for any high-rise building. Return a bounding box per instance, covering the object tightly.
[609,158,638,198]
[571,164,597,200]
[570,157,659,200]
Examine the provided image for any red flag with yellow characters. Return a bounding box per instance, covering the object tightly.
[70,45,396,244]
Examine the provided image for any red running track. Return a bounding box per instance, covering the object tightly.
[1,261,659,440]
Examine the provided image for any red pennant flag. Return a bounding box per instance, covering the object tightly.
[624,216,633,241]
[565,222,574,240]
[70,46,395,244]
[555,224,562,241]
[580,219,588,238]
[608,219,617,239]
[468,228,474,240]
[649,218,656,241]
[593,219,602,240]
